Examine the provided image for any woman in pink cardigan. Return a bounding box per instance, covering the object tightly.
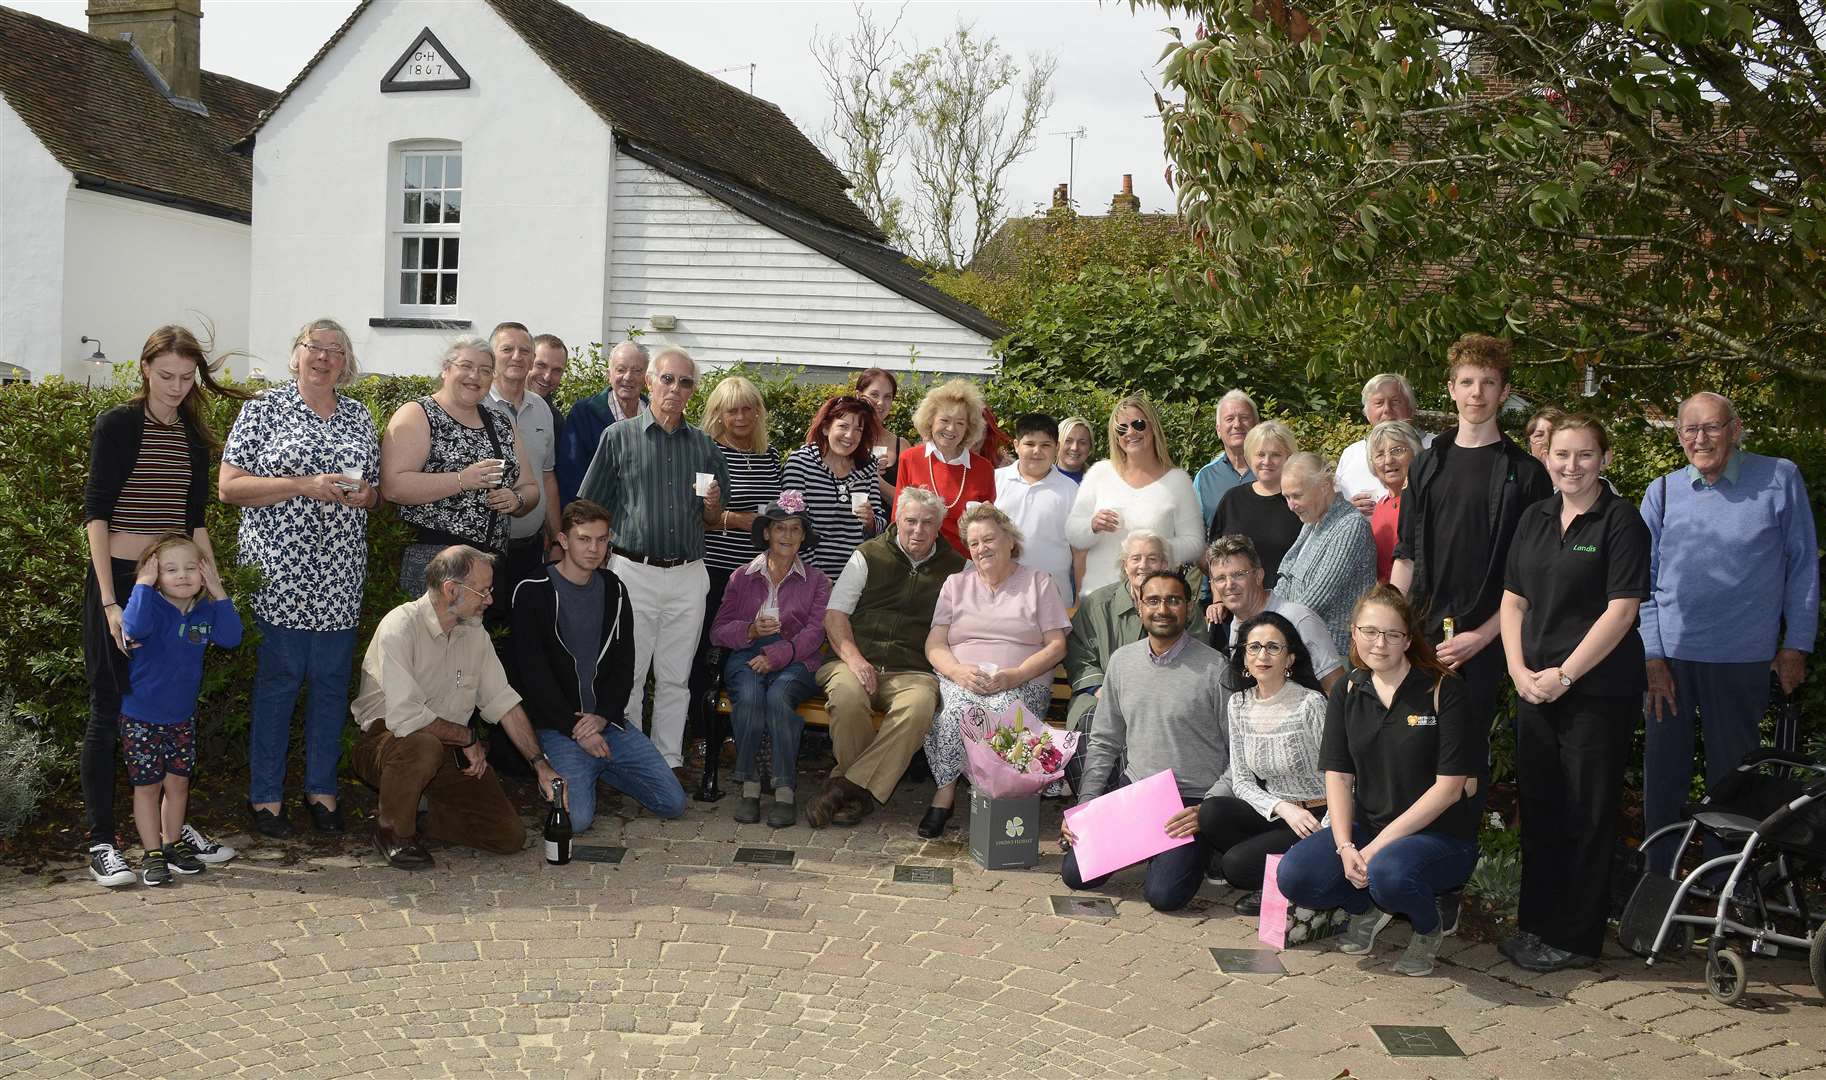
[710,491,833,827]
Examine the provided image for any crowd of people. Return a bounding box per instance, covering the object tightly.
[80,321,1817,979]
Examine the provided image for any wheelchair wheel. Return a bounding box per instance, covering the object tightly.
[1810,927,1825,998]
[1707,946,1748,1006]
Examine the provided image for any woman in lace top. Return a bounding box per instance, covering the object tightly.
[1197,610,1328,915]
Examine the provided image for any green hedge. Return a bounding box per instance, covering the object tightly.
[2,361,1820,783]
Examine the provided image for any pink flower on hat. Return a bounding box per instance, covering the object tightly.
[777,489,807,514]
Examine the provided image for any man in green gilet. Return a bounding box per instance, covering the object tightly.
[805,487,965,828]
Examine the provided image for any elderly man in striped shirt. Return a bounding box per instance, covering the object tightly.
[578,346,729,777]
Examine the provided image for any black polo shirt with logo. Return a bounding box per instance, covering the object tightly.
[1320,667,1487,842]
[1502,486,1651,698]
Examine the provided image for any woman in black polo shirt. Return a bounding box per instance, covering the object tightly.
[1276,584,1487,977]
[1498,414,1649,972]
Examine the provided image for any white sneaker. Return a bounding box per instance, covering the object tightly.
[179,824,236,865]
[1336,909,1393,955]
[88,843,136,887]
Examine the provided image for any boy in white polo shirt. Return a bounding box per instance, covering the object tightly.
[994,414,1079,605]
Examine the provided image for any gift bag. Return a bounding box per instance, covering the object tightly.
[1257,853,1348,950]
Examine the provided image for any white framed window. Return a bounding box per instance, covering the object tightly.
[388,143,462,314]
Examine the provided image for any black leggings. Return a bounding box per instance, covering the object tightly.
[82,558,138,847]
[1198,795,1301,891]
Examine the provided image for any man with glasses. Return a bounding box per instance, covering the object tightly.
[350,546,564,870]
[1203,534,1344,692]
[1638,392,1817,858]
[558,340,650,506]
[578,347,729,777]
[1061,570,1231,912]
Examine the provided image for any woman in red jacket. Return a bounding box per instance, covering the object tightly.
[896,378,995,557]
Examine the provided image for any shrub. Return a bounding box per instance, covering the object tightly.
[0,694,60,837]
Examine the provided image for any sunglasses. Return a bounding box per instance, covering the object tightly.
[1114,419,1149,437]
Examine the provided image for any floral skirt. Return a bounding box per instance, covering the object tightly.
[924,675,1054,789]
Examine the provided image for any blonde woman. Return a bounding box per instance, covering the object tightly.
[1208,420,1302,587]
[896,378,995,556]
[1064,395,1204,595]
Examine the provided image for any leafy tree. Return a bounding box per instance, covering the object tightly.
[1129,0,1826,405]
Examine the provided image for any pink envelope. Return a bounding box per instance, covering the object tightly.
[1062,769,1193,880]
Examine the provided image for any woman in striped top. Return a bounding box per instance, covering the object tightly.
[690,377,784,745]
[81,325,248,886]
[783,395,886,582]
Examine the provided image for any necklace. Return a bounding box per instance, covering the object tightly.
[929,447,969,510]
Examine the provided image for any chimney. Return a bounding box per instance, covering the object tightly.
[1051,183,1070,210]
[88,0,202,103]
[1109,174,1140,214]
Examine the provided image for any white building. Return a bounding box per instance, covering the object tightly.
[244,0,1000,380]
[0,1,274,383]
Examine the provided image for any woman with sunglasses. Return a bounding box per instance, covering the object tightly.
[783,395,886,581]
[1065,395,1204,595]
[1275,584,1486,977]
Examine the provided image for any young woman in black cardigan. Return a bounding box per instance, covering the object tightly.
[81,325,246,886]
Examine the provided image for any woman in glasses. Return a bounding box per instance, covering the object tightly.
[1275,584,1486,977]
[1206,420,1303,588]
[1198,611,1328,916]
[783,394,886,581]
[1065,395,1204,595]
[895,378,996,556]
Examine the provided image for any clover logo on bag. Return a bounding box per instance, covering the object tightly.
[1004,818,1025,839]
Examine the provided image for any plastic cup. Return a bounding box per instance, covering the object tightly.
[694,472,714,497]
[873,444,891,464]
[850,491,871,511]
[340,465,363,482]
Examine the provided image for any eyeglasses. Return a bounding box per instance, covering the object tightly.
[655,372,697,390]
[450,360,495,379]
[1353,625,1409,644]
[1371,446,1413,462]
[1678,421,1730,442]
[1244,641,1287,655]
[1114,419,1149,436]
[299,342,346,358]
[1139,594,1186,608]
[455,580,494,601]
[1209,570,1257,585]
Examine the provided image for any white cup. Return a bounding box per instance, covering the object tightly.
[978,662,999,677]
[965,501,983,512]
[693,472,714,497]
[873,444,891,463]
[850,491,871,511]
[340,465,363,482]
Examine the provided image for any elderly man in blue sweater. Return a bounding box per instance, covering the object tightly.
[1640,392,1818,865]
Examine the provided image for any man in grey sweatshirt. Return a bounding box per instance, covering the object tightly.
[1061,570,1231,911]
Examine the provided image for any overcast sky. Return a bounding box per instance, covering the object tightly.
[21,0,1192,224]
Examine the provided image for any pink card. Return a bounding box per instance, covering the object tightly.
[1062,769,1193,880]
[1257,852,1289,948]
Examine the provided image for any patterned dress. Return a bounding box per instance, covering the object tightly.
[396,395,520,554]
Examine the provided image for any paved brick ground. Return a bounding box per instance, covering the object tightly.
[2,784,1821,1078]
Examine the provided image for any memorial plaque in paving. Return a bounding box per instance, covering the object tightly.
[571,845,626,865]
[733,847,795,867]
[1372,1025,1464,1058]
[893,864,954,886]
[1207,947,1286,976]
[1050,895,1116,918]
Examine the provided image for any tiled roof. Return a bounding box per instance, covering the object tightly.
[0,5,274,222]
[241,0,885,242]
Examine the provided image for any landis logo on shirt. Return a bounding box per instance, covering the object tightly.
[1406,714,1438,727]
[1571,543,1598,553]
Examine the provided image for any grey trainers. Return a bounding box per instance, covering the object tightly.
[1394,928,1446,976]
[1337,909,1393,954]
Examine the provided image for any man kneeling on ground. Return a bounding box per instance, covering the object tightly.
[351,545,564,870]
[510,500,687,828]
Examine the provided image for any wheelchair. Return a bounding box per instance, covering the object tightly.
[1618,749,1826,1005]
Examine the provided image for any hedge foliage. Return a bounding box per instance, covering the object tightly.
[1,359,1820,785]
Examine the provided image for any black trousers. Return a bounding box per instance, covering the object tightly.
[1516,691,1634,957]
[82,557,138,847]
[1455,639,1507,736]
[686,565,735,748]
[1198,795,1300,891]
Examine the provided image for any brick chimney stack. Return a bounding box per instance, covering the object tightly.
[87,0,202,102]
[1052,183,1070,210]
[1109,174,1140,214]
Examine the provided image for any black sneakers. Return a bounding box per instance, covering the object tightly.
[180,824,237,864]
[140,849,171,887]
[165,839,207,876]
[88,843,136,888]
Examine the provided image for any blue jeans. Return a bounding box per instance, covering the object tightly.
[536,726,686,831]
[247,619,357,805]
[1276,823,1479,934]
[1062,782,1213,912]
[724,644,817,792]
[1642,659,1771,872]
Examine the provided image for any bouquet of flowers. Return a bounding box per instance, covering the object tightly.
[960,700,1079,798]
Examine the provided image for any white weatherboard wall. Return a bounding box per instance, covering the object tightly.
[62,190,252,383]
[249,0,612,378]
[610,156,995,377]
[0,100,69,382]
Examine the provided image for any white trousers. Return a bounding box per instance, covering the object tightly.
[611,556,708,767]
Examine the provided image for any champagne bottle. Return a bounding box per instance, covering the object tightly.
[544,779,572,865]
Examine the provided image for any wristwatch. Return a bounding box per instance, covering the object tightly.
[1558,672,1574,688]
[529,754,549,767]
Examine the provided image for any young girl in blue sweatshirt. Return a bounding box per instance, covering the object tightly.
[119,533,243,885]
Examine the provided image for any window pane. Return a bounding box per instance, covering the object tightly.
[403,191,421,224]
[400,273,416,306]
[424,156,443,190]
[423,193,441,223]
[445,155,461,189]
[440,273,458,306]
[443,191,461,224]
[401,237,419,270]
[418,273,438,306]
[404,155,422,190]
[443,238,459,269]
